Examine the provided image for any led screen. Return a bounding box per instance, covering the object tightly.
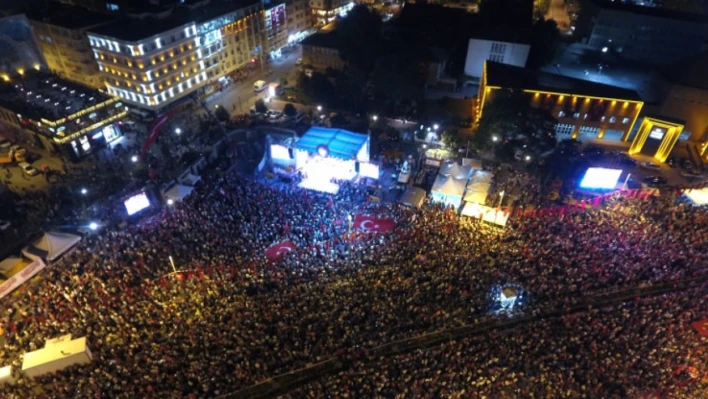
[124,192,151,215]
[649,127,667,140]
[360,162,380,179]
[270,144,291,161]
[579,167,622,190]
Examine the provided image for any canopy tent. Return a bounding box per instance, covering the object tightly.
[439,161,472,180]
[461,157,483,170]
[461,202,509,227]
[0,257,30,278]
[463,170,493,204]
[431,175,466,208]
[295,127,369,161]
[683,187,708,205]
[399,187,426,209]
[22,232,81,263]
[179,173,201,186]
[163,184,194,203]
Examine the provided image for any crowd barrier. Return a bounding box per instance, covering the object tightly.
[219,274,708,399]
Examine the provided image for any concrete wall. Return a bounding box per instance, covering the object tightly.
[464,39,529,78]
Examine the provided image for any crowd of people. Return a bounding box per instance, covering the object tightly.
[284,289,708,398]
[0,163,706,398]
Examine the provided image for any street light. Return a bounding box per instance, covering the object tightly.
[347,213,353,235]
[601,47,608,53]
[175,128,181,135]
[372,115,378,121]
[433,124,439,130]
[525,155,531,162]
[167,199,174,205]
[492,136,499,142]
[80,188,88,195]
[498,190,505,208]
[89,222,98,231]
[317,105,322,112]
[131,155,138,163]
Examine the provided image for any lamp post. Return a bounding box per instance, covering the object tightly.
[347,213,352,235]
[498,190,505,208]
[169,255,177,273]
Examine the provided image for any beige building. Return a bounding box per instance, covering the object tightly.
[29,8,113,90]
[301,29,345,71]
[87,0,266,111]
[309,0,354,26]
[286,0,312,42]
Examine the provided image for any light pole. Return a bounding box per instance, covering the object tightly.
[347,213,352,235]
[169,255,177,273]
[498,190,505,208]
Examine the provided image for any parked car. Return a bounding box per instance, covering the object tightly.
[18,161,39,176]
[641,161,660,170]
[643,175,667,187]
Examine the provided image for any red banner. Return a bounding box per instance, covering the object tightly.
[265,240,297,260]
[140,111,174,159]
[692,319,708,337]
[353,215,395,233]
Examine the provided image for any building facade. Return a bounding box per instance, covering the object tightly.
[265,2,289,57]
[464,38,530,79]
[0,15,46,81]
[285,0,311,43]
[301,30,344,70]
[87,1,265,111]
[577,0,708,65]
[309,0,354,26]
[29,9,113,90]
[0,72,126,160]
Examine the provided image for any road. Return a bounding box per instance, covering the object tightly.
[203,46,302,116]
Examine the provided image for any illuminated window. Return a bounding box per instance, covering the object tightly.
[169,52,174,57]
[573,112,580,119]
[100,54,105,60]
[609,116,616,123]
[151,59,156,65]
[132,74,137,79]
[158,85,163,90]
[160,56,165,61]
[163,68,168,73]
[182,60,187,65]
[128,62,133,67]
[558,111,565,118]
[172,64,177,70]
[155,72,160,77]
[622,117,630,124]
[138,64,144,69]
[191,56,196,61]
[142,77,148,82]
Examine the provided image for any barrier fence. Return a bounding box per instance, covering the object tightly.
[218,274,708,399]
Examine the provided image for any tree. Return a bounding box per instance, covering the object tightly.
[533,0,552,20]
[441,129,461,150]
[475,90,557,160]
[527,19,561,68]
[255,99,268,114]
[214,105,230,122]
[336,5,384,72]
[283,103,297,117]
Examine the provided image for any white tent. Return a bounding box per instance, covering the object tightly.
[163,184,194,203]
[399,187,426,209]
[439,161,472,180]
[463,170,493,204]
[461,202,509,227]
[22,232,81,263]
[22,336,92,378]
[461,157,483,170]
[0,366,14,385]
[431,175,466,207]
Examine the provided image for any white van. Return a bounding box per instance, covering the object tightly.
[254,80,267,92]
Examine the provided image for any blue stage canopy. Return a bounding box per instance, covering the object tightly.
[295,127,368,160]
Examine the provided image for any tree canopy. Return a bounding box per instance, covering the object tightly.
[336,5,384,72]
[475,90,557,160]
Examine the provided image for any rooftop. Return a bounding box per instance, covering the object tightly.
[590,0,708,23]
[301,30,339,49]
[90,0,260,41]
[27,4,114,30]
[661,52,708,91]
[295,127,368,160]
[485,61,643,102]
[0,72,112,121]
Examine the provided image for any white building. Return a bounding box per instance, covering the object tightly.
[87,0,266,111]
[464,38,530,79]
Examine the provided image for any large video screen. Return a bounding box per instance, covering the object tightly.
[270,144,291,161]
[124,192,151,215]
[579,167,623,190]
[359,162,380,179]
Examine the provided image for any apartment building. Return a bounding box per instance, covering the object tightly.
[309,0,354,26]
[285,0,311,43]
[265,1,289,56]
[87,0,266,111]
[28,7,113,90]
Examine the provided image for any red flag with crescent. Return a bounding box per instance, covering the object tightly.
[692,319,708,337]
[353,215,395,233]
[265,240,297,260]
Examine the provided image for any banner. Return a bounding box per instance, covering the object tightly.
[265,240,297,260]
[353,215,395,233]
[0,259,46,301]
[692,319,708,337]
[140,111,175,159]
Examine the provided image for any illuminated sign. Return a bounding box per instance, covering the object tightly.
[579,167,622,190]
[270,144,291,160]
[649,127,667,140]
[359,163,380,179]
[92,131,104,140]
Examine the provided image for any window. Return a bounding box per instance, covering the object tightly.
[609,116,616,123]
[558,111,566,118]
[573,112,580,119]
[555,124,574,137]
[622,117,630,124]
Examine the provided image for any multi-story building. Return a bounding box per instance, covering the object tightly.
[309,0,354,26]
[301,28,345,70]
[0,71,127,160]
[464,38,530,79]
[576,0,708,65]
[87,0,266,112]
[28,6,113,90]
[0,15,46,80]
[285,0,311,43]
[264,1,289,57]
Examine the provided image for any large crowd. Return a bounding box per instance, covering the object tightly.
[0,163,706,398]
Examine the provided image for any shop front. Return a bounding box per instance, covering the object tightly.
[62,123,123,161]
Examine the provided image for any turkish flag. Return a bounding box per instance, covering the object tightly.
[692,319,708,337]
[353,215,395,233]
[265,240,297,260]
